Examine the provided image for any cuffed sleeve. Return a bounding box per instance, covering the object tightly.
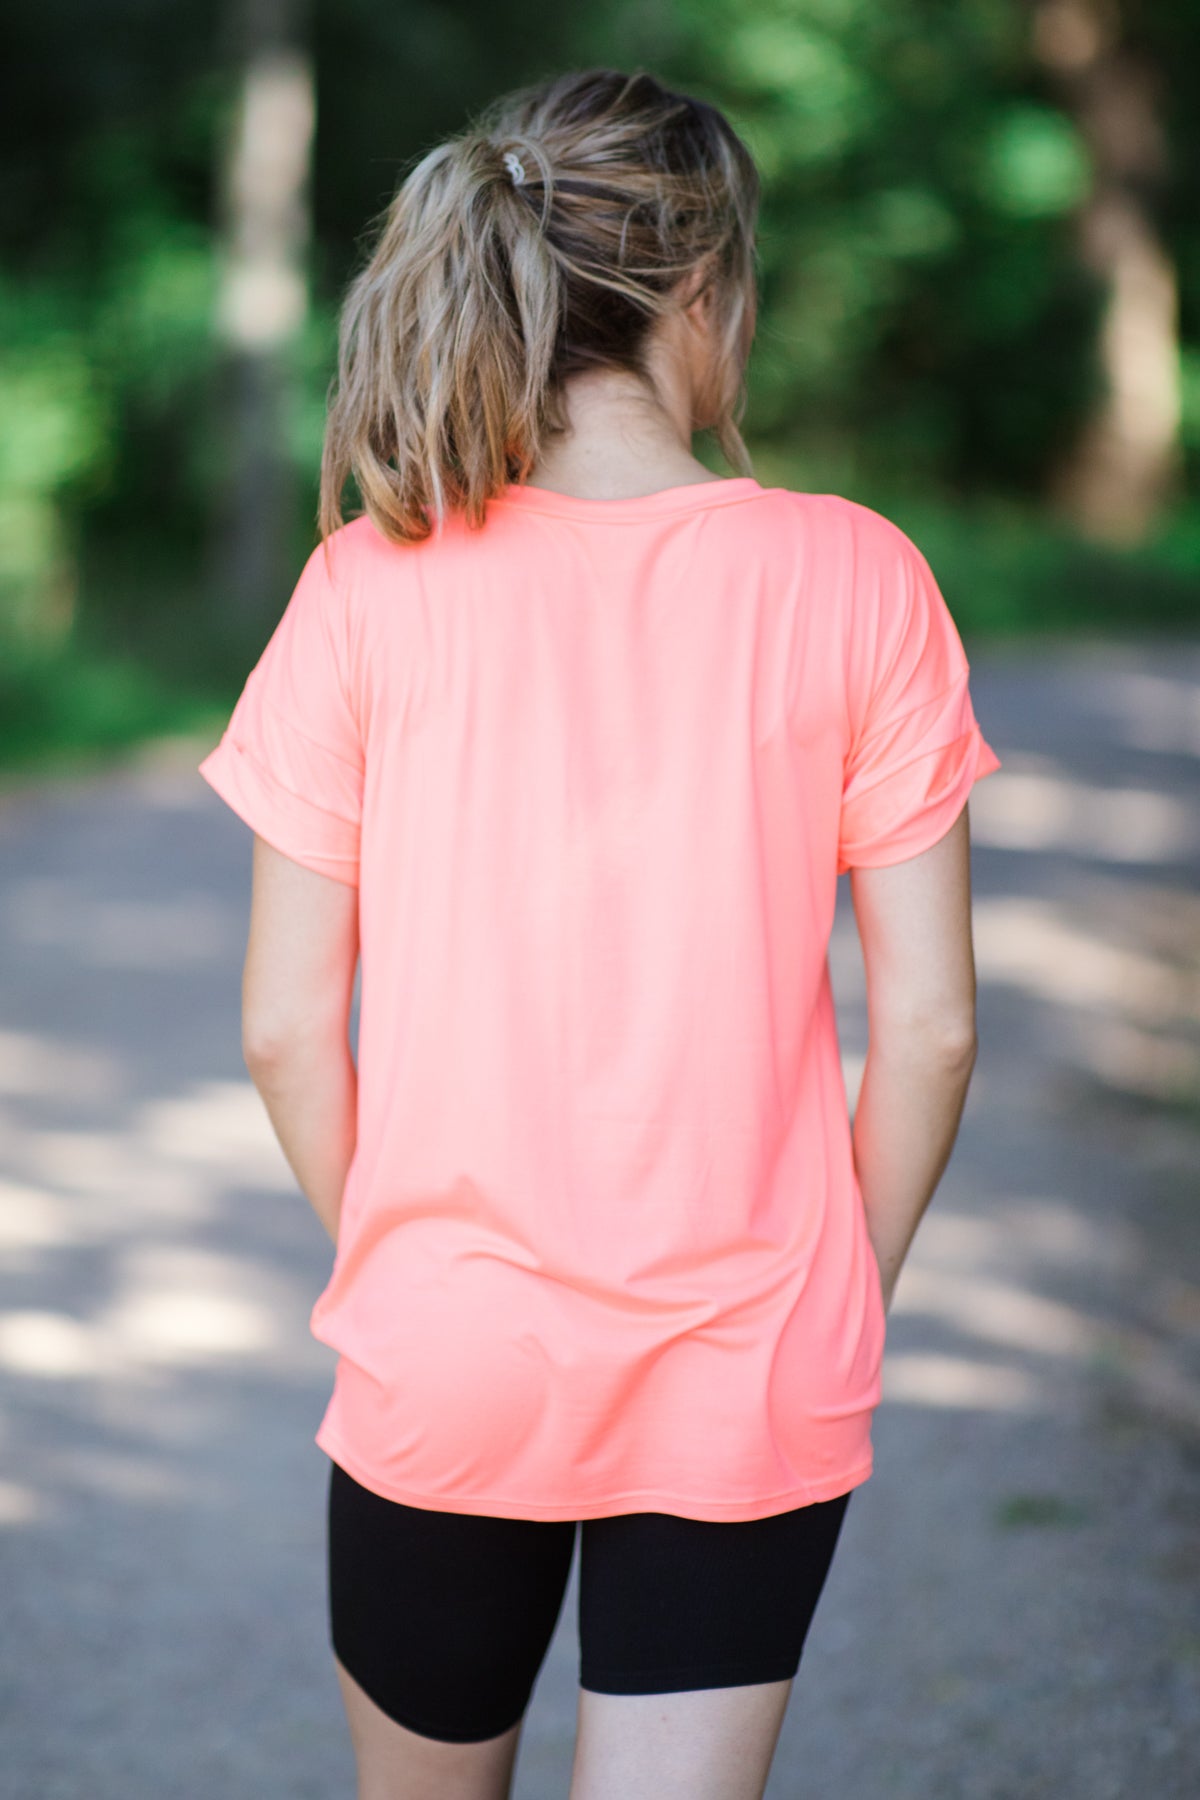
[837,514,1001,873]
[198,538,365,886]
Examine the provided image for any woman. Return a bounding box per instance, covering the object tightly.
[199,66,1001,1800]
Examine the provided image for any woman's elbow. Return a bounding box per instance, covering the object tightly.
[869,1004,979,1065]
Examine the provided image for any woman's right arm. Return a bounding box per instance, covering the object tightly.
[847,806,981,1315]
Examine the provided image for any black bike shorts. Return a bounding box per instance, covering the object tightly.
[327,1457,853,1743]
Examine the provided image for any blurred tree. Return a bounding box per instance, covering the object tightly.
[1031,0,1182,544]
[585,0,1106,505]
[0,0,224,663]
[209,0,315,651]
[1,0,1196,676]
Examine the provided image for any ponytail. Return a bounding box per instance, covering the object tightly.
[319,69,760,546]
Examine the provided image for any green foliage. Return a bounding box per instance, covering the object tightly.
[0,0,1198,773]
[588,0,1110,497]
[0,276,112,650]
[974,104,1092,219]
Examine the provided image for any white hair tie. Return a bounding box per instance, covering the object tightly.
[503,150,527,187]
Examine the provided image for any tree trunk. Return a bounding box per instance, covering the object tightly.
[208,0,315,653]
[1032,0,1181,545]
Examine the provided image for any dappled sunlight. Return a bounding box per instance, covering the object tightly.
[0,1027,120,1104]
[100,1287,277,1364]
[968,762,1196,861]
[879,1233,1200,1430]
[876,1201,1132,1418]
[882,1353,1044,1411]
[1078,1014,1200,1104]
[6,876,233,970]
[972,894,1195,1023]
[99,1242,281,1366]
[0,1063,333,1440]
[1107,669,1200,757]
[25,1125,215,1231]
[0,1279,280,1382]
[0,1480,41,1527]
[891,1264,1100,1359]
[883,1186,1200,1437]
[0,1309,100,1379]
[0,1179,76,1255]
[914,1199,1115,1275]
[14,1078,297,1252]
[134,1079,300,1185]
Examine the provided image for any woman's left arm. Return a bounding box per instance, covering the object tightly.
[240,835,360,1243]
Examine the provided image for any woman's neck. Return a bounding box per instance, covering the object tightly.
[523,367,723,501]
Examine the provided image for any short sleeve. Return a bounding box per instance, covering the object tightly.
[837,511,1002,874]
[197,537,365,886]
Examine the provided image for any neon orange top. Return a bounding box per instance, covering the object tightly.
[198,478,1001,1520]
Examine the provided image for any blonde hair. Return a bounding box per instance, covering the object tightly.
[318,67,761,547]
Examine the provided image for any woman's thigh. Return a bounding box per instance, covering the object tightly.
[570,1492,853,1800]
[326,1458,576,1746]
[334,1658,526,1800]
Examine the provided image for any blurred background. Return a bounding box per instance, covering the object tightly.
[1,0,1199,773]
[2,7,1199,1797]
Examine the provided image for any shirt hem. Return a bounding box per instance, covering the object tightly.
[314,1421,874,1521]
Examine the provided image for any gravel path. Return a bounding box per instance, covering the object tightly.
[1,633,1197,1798]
